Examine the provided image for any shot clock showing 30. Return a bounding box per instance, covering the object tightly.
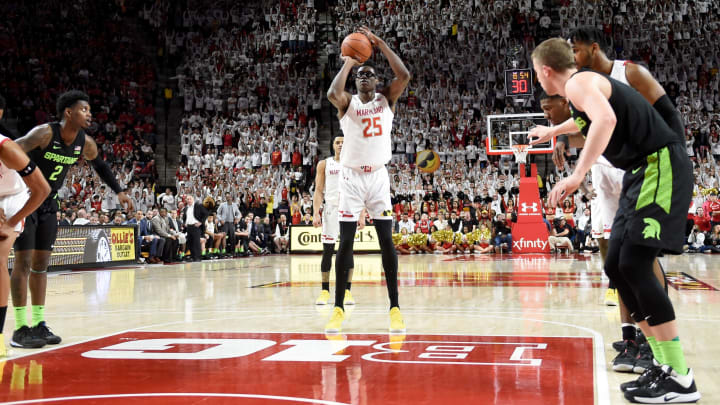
[505,68,533,97]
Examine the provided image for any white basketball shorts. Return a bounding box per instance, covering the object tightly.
[590,162,624,239]
[0,189,30,233]
[322,204,339,243]
[338,166,393,222]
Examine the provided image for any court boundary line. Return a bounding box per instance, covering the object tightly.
[1,393,351,405]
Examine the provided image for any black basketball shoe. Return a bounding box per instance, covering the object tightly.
[32,321,62,345]
[613,339,639,372]
[633,342,654,374]
[10,326,47,349]
[613,339,627,352]
[624,366,701,403]
[621,361,664,392]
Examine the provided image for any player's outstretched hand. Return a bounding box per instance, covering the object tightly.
[118,191,134,212]
[313,215,322,228]
[358,215,366,230]
[341,55,363,67]
[549,174,582,207]
[528,125,555,145]
[552,140,567,168]
[358,26,382,46]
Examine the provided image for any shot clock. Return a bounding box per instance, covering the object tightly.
[505,68,533,97]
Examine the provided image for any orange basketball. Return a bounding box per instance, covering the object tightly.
[341,33,373,63]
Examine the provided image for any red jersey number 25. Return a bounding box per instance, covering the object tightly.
[362,117,383,138]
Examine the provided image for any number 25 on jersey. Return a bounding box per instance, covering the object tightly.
[362,117,383,138]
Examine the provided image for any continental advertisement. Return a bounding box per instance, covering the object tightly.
[9,225,137,271]
[289,225,380,253]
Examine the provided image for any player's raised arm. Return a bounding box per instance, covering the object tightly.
[14,124,53,153]
[312,159,326,227]
[358,26,411,109]
[83,135,134,211]
[327,56,361,118]
[529,117,580,145]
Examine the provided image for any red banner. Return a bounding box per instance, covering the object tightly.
[513,164,550,253]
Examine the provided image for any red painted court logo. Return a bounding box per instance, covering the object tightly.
[0,332,595,404]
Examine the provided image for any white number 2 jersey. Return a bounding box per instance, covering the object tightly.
[339,93,393,169]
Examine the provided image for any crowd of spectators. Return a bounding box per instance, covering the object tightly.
[0,0,160,216]
[153,0,720,260]
[5,0,720,261]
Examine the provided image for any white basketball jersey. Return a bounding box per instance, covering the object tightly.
[0,134,28,198]
[610,60,630,85]
[339,93,393,169]
[324,157,341,206]
[594,60,631,168]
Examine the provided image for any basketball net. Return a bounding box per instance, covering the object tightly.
[511,144,530,164]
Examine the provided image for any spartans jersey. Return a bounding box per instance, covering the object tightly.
[569,69,679,170]
[594,60,630,168]
[0,134,28,198]
[339,93,393,169]
[31,122,85,194]
[324,157,341,206]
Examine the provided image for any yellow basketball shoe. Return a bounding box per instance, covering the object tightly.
[315,290,331,305]
[389,307,406,333]
[343,289,355,305]
[605,288,618,306]
[325,307,345,333]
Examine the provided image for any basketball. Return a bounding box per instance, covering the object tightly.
[416,149,441,173]
[341,33,373,63]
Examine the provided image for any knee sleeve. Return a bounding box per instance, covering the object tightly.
[321,243,334,273]
[605,239,643,319]
[618,243,675,326]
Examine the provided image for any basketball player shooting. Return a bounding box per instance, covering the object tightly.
[10,91,134,349]
[324,26,410,334]
[529,38,699,403]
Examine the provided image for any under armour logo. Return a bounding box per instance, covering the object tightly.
[642,218,661,240]
[521,202,538,213]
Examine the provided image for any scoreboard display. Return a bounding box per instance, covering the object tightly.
[505,68,533,97]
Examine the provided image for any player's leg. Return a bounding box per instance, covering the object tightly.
[1,228,45,353]
[366,168,403,333]
[344,254,355,305]
[316,243,333,305]
[325,170,362,333]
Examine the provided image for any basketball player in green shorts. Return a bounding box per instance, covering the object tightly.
[530,38,699,403]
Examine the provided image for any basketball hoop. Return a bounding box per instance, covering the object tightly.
[511,144,530,164]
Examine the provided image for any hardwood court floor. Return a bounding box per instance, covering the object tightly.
[1,252,718,404]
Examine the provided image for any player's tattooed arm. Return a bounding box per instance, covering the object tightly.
[14,124,53,153]
[82,135,99,160]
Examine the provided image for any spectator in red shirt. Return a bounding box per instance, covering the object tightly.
[693,207,712,232]
[707,191,720,227]
[291,147,302,167]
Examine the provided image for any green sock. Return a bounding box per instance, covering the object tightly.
[646,336,665,364]
[31,305,45,327]
[659,337,688,375]
[14,306,28,329]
